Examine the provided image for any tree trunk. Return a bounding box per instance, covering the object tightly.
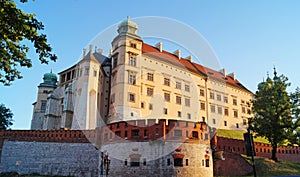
[271,144,278,162]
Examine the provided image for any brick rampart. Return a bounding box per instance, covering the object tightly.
[214,136,300,162]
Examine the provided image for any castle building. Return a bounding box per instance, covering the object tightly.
[31,17,253,131]
[29,17,253,177]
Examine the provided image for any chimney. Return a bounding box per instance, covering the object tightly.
[228,72,236,80]
[186,55,192,62]
[83,48,86,57]
[219,68,226,76]
[89,44,93,57]
[89,44,93,53]
[173,49,181,59]
[155,42,163,52]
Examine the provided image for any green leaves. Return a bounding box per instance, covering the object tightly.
[251,72,300,161]
[0,103,13,130]
[0,0,57,85]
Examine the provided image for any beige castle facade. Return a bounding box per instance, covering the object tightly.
[31,18,253,131]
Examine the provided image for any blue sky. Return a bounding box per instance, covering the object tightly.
[1,0,300,129]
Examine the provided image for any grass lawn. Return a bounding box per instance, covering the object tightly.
[241,155,300,176]
[216,129,270,144]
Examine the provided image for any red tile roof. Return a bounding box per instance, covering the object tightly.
[142,43,252,93]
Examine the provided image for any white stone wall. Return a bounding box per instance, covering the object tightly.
[102,141,213,177]
[0,141,99,177]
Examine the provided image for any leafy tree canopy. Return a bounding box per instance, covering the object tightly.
[250,69,300,161]
[0,0,57,85]
[0,103,13,129]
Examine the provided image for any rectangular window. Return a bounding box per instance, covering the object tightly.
[164,78,170,86]
[164,108,168,115]
[200,102,205,110]
[224,108,229,116]
[84,68,89,75]
[129,93,135,102]
[233,98,237,105]
[236,123,239,128]
[243,119,247,125]
[210,92,214,99]
[129,73,136,85]
[167,159,171,166]
[164,92,170,102]
[224,96,228,103]
[176,96,181,105]
[130,43,137,48]
[144,129,148,137]
[129,56,136,66]
[141,102,144,108]
[130,158,140,167]
[149,104,153,110]
[174,130,182,137]
[205,159,210,167]
[234,110,238,118]
[247,109,251,114]
[185,98,190,107]
[93,70,97,77]
[174,158,183,167]
[185,84,190,92]
[113,57,118,68]
[186,159,189,166]
[213,119,216,124]
[242,106,246,113]
[176,81,181,89]
[147,87,154,96]
[217,94,222,101]
[178,111,182,118]
[218,106,222,114]
[224,121,227,126]
[210,105,216,113]
[147,73,153,81]
[41,100,47,111]
[131,130,139,137]
[192,131,198,138]
[200,89,205,97]
[187,113,191,119]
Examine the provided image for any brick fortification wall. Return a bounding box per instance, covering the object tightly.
[214,136,300,162]
[213,136,300,176]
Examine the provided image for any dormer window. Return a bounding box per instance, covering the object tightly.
[131,43,137,48]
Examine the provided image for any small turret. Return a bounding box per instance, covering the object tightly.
[117,16,141,40]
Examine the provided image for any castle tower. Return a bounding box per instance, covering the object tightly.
[31,71,57,130]
[71,46,105,130]
[109,16,143,123]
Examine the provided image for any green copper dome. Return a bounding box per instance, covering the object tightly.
[39,71,57,87]
[117,16,141,39]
